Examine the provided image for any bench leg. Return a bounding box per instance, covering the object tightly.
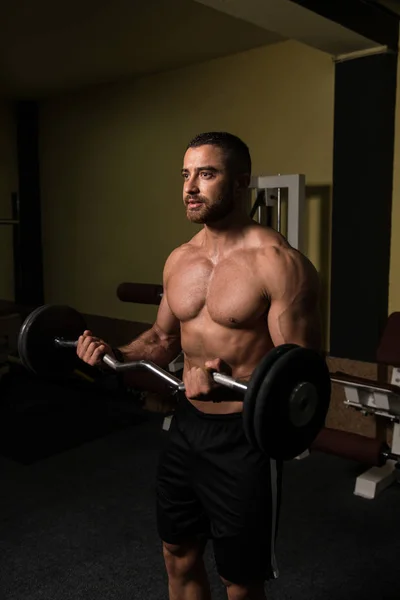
[354,461,397,499]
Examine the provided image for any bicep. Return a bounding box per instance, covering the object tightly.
[154,291,181,340]
[266,251,322,350]
[154,245,185,341]
[267,296,322,350]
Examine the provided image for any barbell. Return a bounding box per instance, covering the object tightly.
[17,304,331,461]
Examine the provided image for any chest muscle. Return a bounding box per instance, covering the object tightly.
[167,256,267,327]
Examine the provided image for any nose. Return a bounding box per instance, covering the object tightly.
[183,174,199,196]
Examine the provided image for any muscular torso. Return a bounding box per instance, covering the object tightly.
[166,225,280,414]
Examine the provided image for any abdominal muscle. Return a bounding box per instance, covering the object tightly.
[180,316,274,415]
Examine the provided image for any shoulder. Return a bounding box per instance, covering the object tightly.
[252,228,319,297]
[163,232,204,279]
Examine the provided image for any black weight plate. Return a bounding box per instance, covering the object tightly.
[243,344,298,450]
[18,304,87,379]
[254,346,331,460]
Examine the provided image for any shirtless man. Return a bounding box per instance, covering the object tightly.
[77,132,321,600]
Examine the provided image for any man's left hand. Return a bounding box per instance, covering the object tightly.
[183,358,231,401]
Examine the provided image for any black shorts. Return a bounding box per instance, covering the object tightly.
[156,394,283,585]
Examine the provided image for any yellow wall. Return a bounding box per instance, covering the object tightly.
[39,39,335,334]
[0,101,18,300]
[389,55,400,316]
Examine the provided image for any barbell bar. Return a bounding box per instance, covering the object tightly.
[54,336,247,393]
[17,304,332,461]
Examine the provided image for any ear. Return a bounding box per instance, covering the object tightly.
[235,173,251,191]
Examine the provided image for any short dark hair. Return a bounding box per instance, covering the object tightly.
[186,131,251,176]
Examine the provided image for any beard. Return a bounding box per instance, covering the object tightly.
[185,188,235,225]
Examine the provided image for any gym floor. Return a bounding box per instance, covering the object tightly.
[1,368,399,600]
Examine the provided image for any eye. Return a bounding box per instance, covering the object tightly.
[200,171,214,179]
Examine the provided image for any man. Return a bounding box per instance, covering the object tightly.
[77,132,321,600]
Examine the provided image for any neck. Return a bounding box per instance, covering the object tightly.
[202,207,254,259]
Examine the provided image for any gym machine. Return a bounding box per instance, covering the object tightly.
[308,311,400,500]
[249,174,306,252]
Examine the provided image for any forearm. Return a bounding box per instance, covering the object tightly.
[117,325,182,392]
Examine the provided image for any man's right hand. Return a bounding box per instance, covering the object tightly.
[76,330,114,367]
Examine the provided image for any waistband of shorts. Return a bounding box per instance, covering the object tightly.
[176,392,243,421]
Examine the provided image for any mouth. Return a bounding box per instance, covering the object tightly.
[187,201,204,209]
